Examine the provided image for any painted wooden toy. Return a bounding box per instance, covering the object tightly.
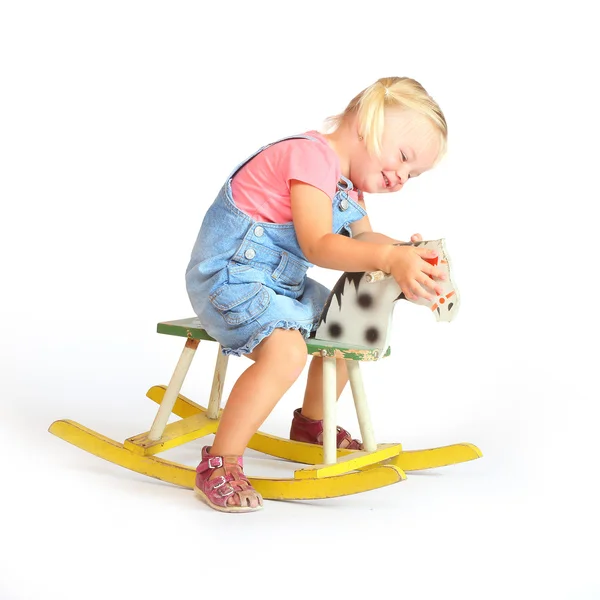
[314,238,459,357]
[49,238,480,501]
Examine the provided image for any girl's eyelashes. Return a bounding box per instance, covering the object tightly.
[400,151,407,162]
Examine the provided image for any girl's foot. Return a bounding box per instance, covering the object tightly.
[289,408,363,450]
[194,446,263,513]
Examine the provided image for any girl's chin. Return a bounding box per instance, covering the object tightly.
[362,182,382,194]
[352,175,380,194]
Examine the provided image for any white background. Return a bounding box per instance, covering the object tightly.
[1,1,599,599]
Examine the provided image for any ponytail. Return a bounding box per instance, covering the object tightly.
[325,77,447,159]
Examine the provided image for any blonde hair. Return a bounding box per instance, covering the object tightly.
[325,76,447,160]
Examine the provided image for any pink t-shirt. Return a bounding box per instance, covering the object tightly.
[231,131,359,223]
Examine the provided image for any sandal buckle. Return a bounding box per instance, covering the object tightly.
[212,475,227,489]
[207,456,223,469]
[212,476,235,497]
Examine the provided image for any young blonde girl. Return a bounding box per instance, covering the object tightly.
[185,76,448,512]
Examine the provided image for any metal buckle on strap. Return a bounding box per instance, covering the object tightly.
[212,475,227,489]
[212,476,235,497]
[208,456,223,469]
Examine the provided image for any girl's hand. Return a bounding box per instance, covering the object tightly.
[388,244,446,302]
[410,233,423,243]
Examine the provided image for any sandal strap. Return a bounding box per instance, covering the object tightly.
[336,426,363,450]
[196,448,262,509]
[207,471,251,497]
[290,408,363,450]
[196,453,244,474]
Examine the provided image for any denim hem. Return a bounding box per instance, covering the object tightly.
[219,319,316,357]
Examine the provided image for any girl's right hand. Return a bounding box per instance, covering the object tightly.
[388,245,446,301]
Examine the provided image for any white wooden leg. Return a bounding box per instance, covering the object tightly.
[347,360,377,452]
[322,354,338,464]
[206,346,229,420]
[148,338,199,441]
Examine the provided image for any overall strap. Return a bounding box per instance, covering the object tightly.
[225,134,318,181]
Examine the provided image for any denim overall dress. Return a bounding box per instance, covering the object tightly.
[185,134,367,357]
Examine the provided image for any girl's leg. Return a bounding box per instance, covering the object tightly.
[290,357,362,449]
[200,328,307,508]
[211,328,308,455]
[300,356,348,420]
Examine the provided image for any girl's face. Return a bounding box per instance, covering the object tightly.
[349,108,442,194]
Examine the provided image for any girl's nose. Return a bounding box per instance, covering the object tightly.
[396,167,410,184]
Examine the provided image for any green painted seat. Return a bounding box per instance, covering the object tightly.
[157,317,391,361]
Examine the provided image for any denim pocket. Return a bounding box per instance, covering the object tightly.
[209,282,270,325]
[271,251,307,290]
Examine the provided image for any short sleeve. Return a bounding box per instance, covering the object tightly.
[278,139,340,200]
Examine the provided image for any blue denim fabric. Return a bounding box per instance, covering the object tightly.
[185,135,367,356]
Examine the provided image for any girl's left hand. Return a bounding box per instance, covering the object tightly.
[410,233,423,243]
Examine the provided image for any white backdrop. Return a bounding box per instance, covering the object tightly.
[1,1,599,599]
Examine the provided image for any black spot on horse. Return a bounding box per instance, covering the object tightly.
[448,302,454,311]
[365,327,379,343]
[329,323,343,338]
[357,293,373,309]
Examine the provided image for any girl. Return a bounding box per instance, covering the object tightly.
[185,76,448,512]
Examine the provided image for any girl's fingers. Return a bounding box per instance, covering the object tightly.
[414,247,438,259]
[425,265,447,281]
[400,282,419,301]
[418,275,443,296]
[404,280,433,302]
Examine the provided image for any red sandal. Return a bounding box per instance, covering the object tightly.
[194,446,263,513]
[289,408,363,450]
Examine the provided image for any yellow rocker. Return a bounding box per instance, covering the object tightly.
[49,239,482,501]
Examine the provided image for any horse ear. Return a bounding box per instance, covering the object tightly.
[396,239,461,323]
[314,239,460,350]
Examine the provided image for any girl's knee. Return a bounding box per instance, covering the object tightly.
[287,336,309,371]
[261,329,307,378]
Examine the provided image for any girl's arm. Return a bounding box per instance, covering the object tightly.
[290,181,442,301]
[290,180,392,272]
[353,231,403,244]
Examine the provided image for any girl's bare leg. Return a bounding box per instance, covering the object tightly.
[211,328,308,456]
[205,329,308,506]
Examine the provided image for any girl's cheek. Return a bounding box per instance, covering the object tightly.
[382,154,398,170]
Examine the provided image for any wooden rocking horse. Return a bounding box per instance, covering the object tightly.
[49,239,481,500]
